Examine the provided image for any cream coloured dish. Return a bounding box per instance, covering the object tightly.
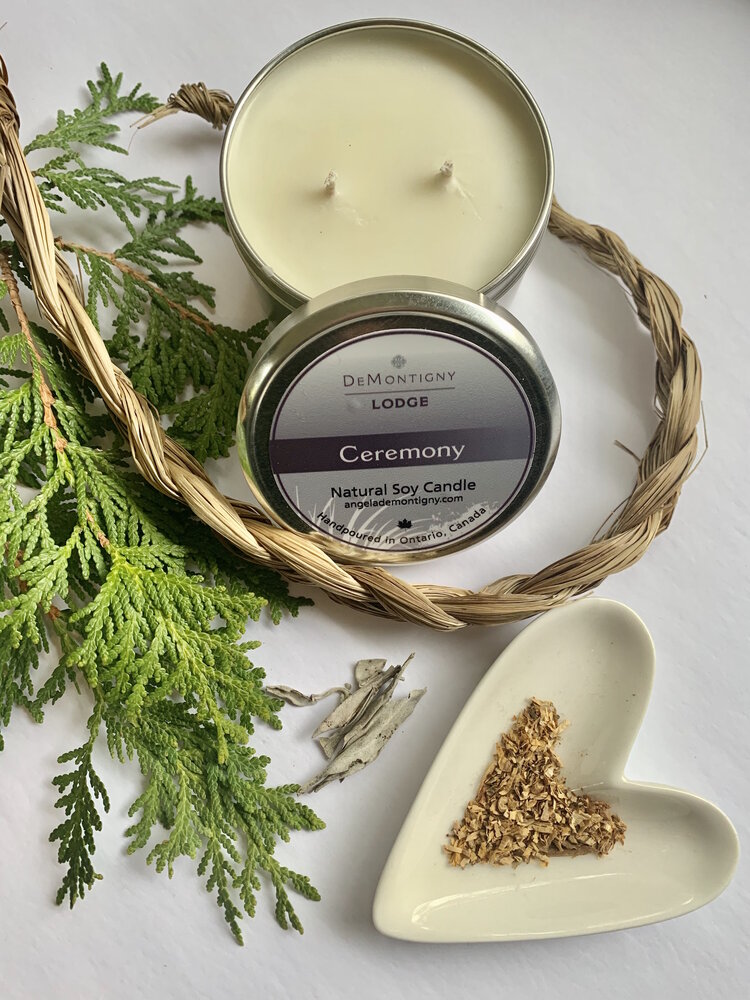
[373,599,739,942]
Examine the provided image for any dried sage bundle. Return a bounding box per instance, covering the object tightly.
[267,655,425,793]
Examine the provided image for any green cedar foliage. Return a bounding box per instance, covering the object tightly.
[0,67,322,944]
[27,63,266,462]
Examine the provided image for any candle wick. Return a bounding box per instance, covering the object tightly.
[439,160,454,179]
[324,170,338,195]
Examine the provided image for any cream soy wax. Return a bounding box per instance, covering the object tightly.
[221,19,553,309]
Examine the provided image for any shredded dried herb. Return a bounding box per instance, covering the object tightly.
[445,698,626,868]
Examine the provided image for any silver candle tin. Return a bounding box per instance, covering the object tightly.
[220,18,554,311]
[238,277,560,563]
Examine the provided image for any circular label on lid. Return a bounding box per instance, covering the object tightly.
[267,329,535,554]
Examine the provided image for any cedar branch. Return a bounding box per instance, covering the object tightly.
[56,238,218,336]
[0,251,112,550]
[0,250,66,450]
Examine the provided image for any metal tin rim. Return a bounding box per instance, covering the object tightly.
[238,276,561,563]
[220,18,555,310]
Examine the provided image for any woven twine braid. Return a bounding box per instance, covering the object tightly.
[0,66,703,630]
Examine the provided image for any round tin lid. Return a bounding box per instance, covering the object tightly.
[238,276,560,563]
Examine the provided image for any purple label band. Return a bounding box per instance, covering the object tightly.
[269,427,532,474]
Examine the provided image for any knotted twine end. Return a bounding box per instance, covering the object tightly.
[0,55,20,131]
[135,82,234,130]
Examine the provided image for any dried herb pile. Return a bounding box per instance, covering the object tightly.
[445,698,626,868]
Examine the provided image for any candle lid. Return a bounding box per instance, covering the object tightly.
[238,276,560,563]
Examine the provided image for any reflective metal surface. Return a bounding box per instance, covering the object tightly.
[238,276,560,563]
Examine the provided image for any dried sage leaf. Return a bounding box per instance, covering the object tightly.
[265,683,351,707]
[271,653,424,792]
[299,688,426,794]
[318,681,394,760]
[311,681,383,739]
[317,731,343,761]
[353,658,387,688]
[313,656,411,746]
[326,657,412,754]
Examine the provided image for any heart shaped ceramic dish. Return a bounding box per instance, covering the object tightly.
[373,599,739,942]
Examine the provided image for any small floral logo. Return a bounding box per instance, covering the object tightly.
[397,518,412,530]
[391,355,407,369]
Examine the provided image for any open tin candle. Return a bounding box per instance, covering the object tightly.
[221,19,554,309]
[225,20,559,562]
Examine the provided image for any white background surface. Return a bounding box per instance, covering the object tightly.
[1,1,748,997]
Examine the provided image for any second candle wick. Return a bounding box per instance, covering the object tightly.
[324,170,338,195]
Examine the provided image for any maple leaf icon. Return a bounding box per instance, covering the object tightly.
[397,518,412,529]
